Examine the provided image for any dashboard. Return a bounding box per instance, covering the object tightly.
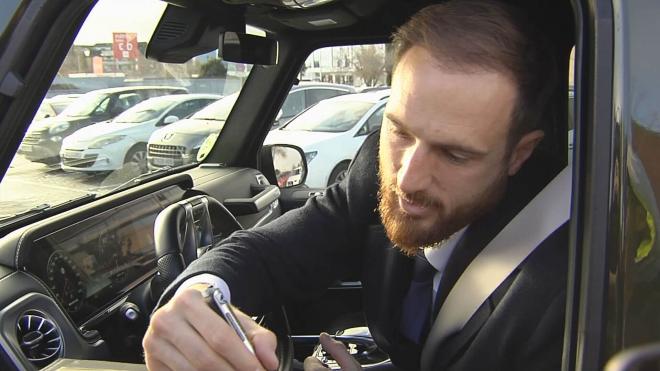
[23,186,182,326]
[0,167,281,370]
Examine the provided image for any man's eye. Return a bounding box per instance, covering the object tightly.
[446,151,469,164]
[390,126,410,139]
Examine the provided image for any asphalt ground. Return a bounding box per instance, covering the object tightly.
[0,155,143,219]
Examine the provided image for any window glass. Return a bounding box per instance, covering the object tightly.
[115,93,142,111]
[166,100,202,120]
[280,91,305,119]
[305,88,348,106]
[113,98,174,123]
[605,0,660,359]
[63,93,109,117]
[357,105,385,136]
[265,43,391,189]
[93,96,112,115]
[0,0,21,39]
[283,100,373,133]
[0,0,253,221]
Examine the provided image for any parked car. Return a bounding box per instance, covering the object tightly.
[33,94,81,121]
[147,83,355,170]
[265,89,388,187]
[272,82,356,129]
[18,86,188,164]
[60,94,220,174]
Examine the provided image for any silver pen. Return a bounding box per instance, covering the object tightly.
[204,287,256,355]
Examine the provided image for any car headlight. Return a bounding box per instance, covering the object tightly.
[89,135,126,149]
[49,122,70,134]
[305,151,318,163]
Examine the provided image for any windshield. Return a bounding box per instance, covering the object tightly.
[0,0,253,221]
[60,92,108,117]
[191,94,238,121]
[114,99,174,123]
[282,100,373,132]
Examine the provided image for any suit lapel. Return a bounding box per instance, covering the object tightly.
[361,224,422,368]
[420,154,562,369]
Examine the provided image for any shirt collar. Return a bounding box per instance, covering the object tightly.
[424,226,467,273]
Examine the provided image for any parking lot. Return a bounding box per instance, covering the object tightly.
[0,155,140,219]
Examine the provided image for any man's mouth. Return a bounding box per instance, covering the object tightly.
[398,194,434,217]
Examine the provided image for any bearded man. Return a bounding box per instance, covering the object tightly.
[143,1,567,370]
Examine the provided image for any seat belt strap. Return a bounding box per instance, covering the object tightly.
[433,165,572,343]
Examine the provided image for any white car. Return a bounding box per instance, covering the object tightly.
[265,89,389,188]
[60,94,220,173]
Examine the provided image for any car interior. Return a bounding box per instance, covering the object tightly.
[0,0,590,369]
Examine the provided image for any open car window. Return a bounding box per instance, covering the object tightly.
[0,0,252,222]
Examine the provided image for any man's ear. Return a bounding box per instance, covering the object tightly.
[507,130,544,176]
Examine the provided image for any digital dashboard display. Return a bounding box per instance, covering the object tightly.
[25,186,185,325]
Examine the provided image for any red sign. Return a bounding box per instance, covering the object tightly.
[112,32,139,60]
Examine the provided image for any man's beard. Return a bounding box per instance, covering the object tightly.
[377,167,508,256]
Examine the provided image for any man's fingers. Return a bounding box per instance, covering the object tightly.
[164,314,234,370]
[235,309,280,371]
[318,332,362,371]
[178,289,269,370]
[144,359,173,371]
[143,329,194,371]
[303,356,330,371]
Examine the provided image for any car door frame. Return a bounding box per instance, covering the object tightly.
[562,0,616,370]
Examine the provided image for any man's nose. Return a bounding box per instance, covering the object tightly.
[397,143,432,194]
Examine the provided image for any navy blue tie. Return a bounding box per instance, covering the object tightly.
[400,253,437,344]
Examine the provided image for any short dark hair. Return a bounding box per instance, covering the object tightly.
[391,0,557,148]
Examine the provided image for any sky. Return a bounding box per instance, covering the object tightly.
[74,0,166,45]
[73,0,262,46]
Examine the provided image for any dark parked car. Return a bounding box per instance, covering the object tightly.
[0,0,658,370]
[18,86,187,164]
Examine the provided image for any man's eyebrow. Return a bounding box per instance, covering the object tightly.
[385,112,488,157]
[385,113,406,129]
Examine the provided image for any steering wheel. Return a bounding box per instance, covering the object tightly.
[151,194,293,371]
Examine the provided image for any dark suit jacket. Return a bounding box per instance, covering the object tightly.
[161,131,568,371]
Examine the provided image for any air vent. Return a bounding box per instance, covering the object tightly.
[155,21,188,41]
[16,311,62,368]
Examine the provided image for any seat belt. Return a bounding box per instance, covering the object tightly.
[433,165,572,344]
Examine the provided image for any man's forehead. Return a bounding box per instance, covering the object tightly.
[386,47,518,150]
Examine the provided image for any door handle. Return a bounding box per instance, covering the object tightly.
[224,185,280,215]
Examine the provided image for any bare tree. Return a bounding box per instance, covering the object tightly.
[354,45,385,86]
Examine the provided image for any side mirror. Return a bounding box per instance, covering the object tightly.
[219,31,278,65]
[260,144,307,188]
[161,115,180,125]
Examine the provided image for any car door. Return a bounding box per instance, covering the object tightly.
[574,0,660,370]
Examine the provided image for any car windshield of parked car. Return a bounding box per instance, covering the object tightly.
[113,99,173,123]
[282,100,373,132]
[59,92,108,117]
[191,94,238,121]
[0,0,253,223]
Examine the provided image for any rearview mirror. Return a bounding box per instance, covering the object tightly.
[219,32,278,65]
[260,144,307,187]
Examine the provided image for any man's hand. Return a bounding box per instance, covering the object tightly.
[303,332,362,371]
[143,284,279,371]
